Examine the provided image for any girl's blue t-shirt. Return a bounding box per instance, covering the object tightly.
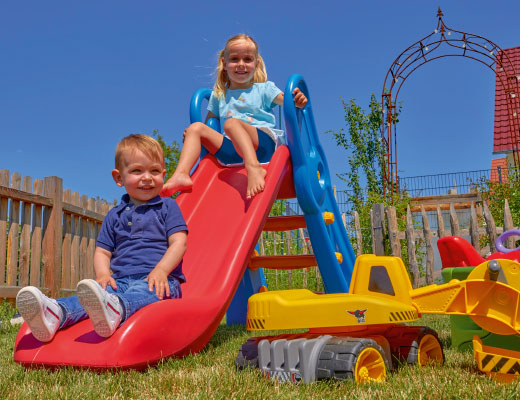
[207,81,282,134]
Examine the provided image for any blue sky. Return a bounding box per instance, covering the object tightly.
[2,1,520,203]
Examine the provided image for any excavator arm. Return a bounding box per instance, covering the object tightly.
[410,260,520,336]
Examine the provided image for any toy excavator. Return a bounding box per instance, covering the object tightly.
[236,254,520,383]
[230,75,520,384]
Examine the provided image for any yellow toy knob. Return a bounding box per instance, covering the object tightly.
[323,212,334,225]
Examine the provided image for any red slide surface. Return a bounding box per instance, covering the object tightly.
[14,146,293,370]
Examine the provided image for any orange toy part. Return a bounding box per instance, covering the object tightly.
[14,147,293,370]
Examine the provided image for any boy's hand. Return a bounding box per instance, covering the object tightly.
[145,269,170,300]
[292,88,308,108]
[96,274,117,290]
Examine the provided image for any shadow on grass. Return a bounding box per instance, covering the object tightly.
[207,323,249,349]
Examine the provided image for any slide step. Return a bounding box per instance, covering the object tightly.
[249,255,317,270]
[264,215,306,231]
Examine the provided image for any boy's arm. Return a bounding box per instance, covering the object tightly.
[94,247,117,290]
[145,230,188,299]
[273,88,308,108]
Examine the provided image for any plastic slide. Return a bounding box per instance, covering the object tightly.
[14,73,356,370]
[13,147,294,370]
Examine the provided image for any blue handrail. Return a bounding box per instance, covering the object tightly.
[284,74,355,293]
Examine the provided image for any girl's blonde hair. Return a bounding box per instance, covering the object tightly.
[213,34,267,99]
[115,134,164,169]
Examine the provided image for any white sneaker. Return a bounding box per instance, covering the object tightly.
[77,279,123,338]
[16,286,62,342]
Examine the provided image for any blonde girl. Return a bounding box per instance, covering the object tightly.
[163,34,307,200]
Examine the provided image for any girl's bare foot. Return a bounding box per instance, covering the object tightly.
[245,164,267,200]
[161,173,193,197]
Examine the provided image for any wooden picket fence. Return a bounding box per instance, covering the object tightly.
[0,170,112,299]
[2,168,516,297]
[260,194,518,291]
[355,197,515,288]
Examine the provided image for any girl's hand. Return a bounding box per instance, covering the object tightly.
[292,88,308,108]
[145,269,170,300]
[96,274,117,290]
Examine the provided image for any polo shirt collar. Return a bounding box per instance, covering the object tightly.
[114,193,164,214]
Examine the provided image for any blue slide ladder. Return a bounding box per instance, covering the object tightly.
[283,74,356,294]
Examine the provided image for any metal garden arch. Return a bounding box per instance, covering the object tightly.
[381,8,520,195]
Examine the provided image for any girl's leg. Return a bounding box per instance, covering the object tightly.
[223,118,266,199]
[161,122,223,196]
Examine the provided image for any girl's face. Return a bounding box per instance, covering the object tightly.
[223,39,258,89]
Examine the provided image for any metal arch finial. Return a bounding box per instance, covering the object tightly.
[437,7,443,18]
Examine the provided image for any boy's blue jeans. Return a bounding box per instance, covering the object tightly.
[56,274,182,329]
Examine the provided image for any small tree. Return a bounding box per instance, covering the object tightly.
[476,172,520,226]
[152,130,181,181]
[327,94,413,258]
[330,94,384,211]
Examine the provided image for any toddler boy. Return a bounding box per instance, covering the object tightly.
[16,134,188,341]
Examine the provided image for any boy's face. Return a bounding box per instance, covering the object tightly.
[112,148,166,205]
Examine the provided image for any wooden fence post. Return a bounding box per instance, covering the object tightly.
[19,176,33,287]
[406,205,419,288]
[353,211,363,256]
[421,206,434,285]
[483,200,497,254]
[30,179,43,287]
[71,192,81,287]
[7,172,21,286]
[42,176,63,297]
[449,203,460,237]
[469,202,481,253]
[258,232,265,256]
[371,204,385,256]
[436,203,445,238]
[0,170,9,286]
[87,198,96,279]
[504,199,514,249]
[386,206,401,257]
[62,189,72,289]
[80,195,88,280]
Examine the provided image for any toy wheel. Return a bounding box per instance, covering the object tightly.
[406,327,444,366]
[354,346,387,383]
[495,229,520,253]
[316,337,389,383]
[235,337,260,369]
[416,333,444,366]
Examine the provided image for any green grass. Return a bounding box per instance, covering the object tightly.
[1,302,520,400]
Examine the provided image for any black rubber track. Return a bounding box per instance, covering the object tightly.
[316,337,390,381]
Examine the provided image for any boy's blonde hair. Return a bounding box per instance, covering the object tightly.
[115,134,164,169]
[213,34,268,99]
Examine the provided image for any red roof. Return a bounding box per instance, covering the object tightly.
[490,157,508,183]
[493,46,520,153]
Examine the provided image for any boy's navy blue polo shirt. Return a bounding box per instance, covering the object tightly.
[96,194,188,282]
